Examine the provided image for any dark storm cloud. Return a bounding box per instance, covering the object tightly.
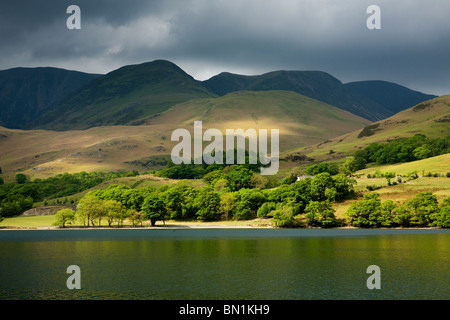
[0,0,448,95]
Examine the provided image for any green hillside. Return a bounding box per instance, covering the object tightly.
[33,60,217,130]
[146,90,371,151]
[203,70,437,121]
[300,95,450,161]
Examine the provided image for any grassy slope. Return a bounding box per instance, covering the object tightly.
[357,153,450,176]
[147,90,371,151]
[331,153,450,220]
[0,90,370,180]
[299,95,450,161]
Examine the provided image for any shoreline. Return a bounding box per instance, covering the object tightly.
[0,224,445,231]
[0,218,275,230]
[0,217,447,231]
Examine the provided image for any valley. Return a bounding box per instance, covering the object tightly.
[0,60,449,229]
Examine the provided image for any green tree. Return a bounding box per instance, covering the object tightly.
[379,200,396,227]
[76,194,103,227]
[392,205,412,227]
[0,195,33,217]
[121,188,145,211]
[310,172,333,201]
[224,166,254,191]
[435,208,450,228]
[406,191,439,226]
[142,194,167,226]
[304,200,337,228]
[233,188,266,220]
[203,169,224,185]
[346,193,382,228]
[193,188,221,221]
[272,205,300,228]
[103,199,126,227]
[15,173,27,184]
[213,178,230,193]
[413,146,432,160]
[161,185,186,219]
[332,174,357,201]
[306,163,340,176]
[129,209,145,227]
[434,197,450,228]
[257,202,278,218]
[341,156,366,175]
[0,177,4,185]
[180,187,199,220]
[220,192,236,220]
[52,209,75,228]
[250,173,269,189]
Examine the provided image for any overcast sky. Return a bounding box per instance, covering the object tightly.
[0,0,449,95]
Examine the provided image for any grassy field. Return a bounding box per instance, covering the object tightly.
[356,153,450,177]
[330,154,450,219]
[0,215,56,228]
[333,176,450,220]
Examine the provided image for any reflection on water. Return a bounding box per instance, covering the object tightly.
[0,229,448,299]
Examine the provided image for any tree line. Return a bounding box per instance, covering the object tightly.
[52,162,450,229]
[353,134,450,168]
[0,170,139,218]
[346,192,450,228]
[53,168,358,228]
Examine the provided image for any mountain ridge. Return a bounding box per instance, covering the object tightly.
[31,60,217,130]
[0,59,440,130]
[203,70,437,121]
[0,67,100,129]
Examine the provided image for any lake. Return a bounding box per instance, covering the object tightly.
[0,228,448,300]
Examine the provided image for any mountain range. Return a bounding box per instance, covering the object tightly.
[203,71,437,121]
[0,60,438,130]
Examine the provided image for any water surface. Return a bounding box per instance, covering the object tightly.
[0,228,448,300]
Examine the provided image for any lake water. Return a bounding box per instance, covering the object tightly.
[0,228,448,300]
